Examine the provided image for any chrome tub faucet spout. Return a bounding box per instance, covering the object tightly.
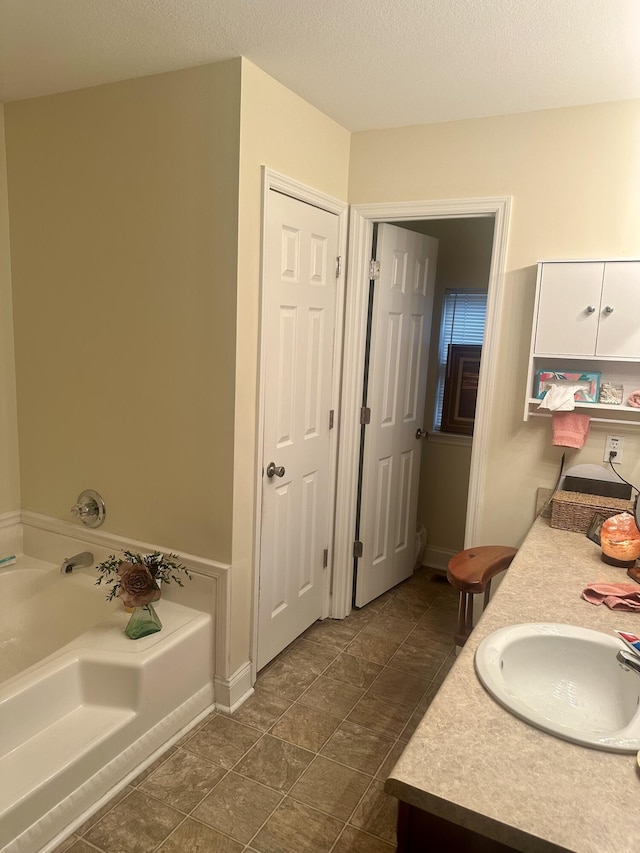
[60,551,94,574]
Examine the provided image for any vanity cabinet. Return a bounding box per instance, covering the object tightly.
[524,259,640,424]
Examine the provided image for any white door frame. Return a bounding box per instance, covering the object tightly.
[252,168,348,678]
[331,197,511,619]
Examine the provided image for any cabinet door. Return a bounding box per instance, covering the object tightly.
[534,262,604,355]
[596,262,640,357]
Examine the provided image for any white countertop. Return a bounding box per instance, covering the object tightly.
[386,518,640,853]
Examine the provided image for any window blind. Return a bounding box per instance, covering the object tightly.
[434,290,487,431]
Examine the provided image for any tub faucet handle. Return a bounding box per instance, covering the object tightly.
[71,489,106,528]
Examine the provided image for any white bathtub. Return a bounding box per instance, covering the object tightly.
[0,557,214,853]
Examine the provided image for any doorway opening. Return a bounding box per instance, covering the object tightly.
[332,197,511,619]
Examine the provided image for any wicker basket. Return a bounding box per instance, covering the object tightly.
[550,490,635,534]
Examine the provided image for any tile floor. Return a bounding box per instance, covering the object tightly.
[55,567,458,853]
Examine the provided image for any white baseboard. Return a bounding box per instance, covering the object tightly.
[421,544,457,574]
[214,661,254,714]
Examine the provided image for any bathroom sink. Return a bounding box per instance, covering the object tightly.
[474,623,640,752]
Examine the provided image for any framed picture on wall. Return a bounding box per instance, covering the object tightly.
[441,344,482,435]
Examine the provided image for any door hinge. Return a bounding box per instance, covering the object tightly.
[323,548,329,568]
[369,259,381,280]
[353,540,363,559]
[360,406,371,425]
[336,256,342,278]
[329,409,335,429]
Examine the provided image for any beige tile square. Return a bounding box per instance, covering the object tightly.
[380,598,427,623]
[403,622,455,653]
[130,748,178,786]
[298,676,364,719]
[183,714,262,769]
[139,748,226,812]
[350,779,398,844]
[257,640,337,700]
[360,613,415,643]
[270,702,341,751]
[74,786,134,836]
[368,666,427,708]
[233,734,314,792]
[173,713,214,748]
[323,653,383,690]
[289,756,370,822]
[226,688,292,732]
[84,790,183,853]
[347,693,413,738]
[387,643,444,681]
[192,772,282,844]
[303,619,361,651]
[157,818,243,852]
[251,797,343,853]
[320,721,394,776]
[332,825,396,853]
[345,632,401,666]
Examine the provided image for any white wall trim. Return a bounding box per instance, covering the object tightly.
[214,662,254,714]
[0,510,21,529]
[251,168,348,680]
[19,511,230,578]
[332,197,511,618]
[422,545,457,574]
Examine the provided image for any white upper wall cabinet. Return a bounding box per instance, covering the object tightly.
[534,261,640,358]
[525,260,640,425]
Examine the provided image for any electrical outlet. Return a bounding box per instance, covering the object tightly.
[604,435,624,463]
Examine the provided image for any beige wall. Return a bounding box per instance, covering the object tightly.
[350,101,640,547]
[231,60,351,672]
[406,217,494,555]
[0,105,20,515]
[5,61,241,560]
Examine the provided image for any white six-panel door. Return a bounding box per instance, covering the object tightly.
[257,190,340,669]
[355,224,438,607]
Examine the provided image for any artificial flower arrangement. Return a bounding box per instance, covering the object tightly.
[95,550,192,608]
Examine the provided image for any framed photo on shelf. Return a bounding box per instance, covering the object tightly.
[535,370,600,404]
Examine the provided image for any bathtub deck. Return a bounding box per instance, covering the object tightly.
[0,593,214,853]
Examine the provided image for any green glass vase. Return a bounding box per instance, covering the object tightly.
[124,602,162,639]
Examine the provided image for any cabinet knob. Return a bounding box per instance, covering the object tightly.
[604,305,614,315]
[585,305,596,314]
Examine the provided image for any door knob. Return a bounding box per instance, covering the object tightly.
[415,428,428,440]
[266,462,286,478]
[604,305,614,314]
[585,305,596,314]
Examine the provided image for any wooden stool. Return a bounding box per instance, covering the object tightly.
[447,545,517,646]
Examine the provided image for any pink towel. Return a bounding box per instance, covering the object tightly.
[552,412,591,449]
[582,583,640,611]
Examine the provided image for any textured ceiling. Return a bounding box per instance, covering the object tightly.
[1,0,639,131]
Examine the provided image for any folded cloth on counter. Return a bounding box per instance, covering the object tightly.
[582,583,640,611]
[552,411,591,449]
